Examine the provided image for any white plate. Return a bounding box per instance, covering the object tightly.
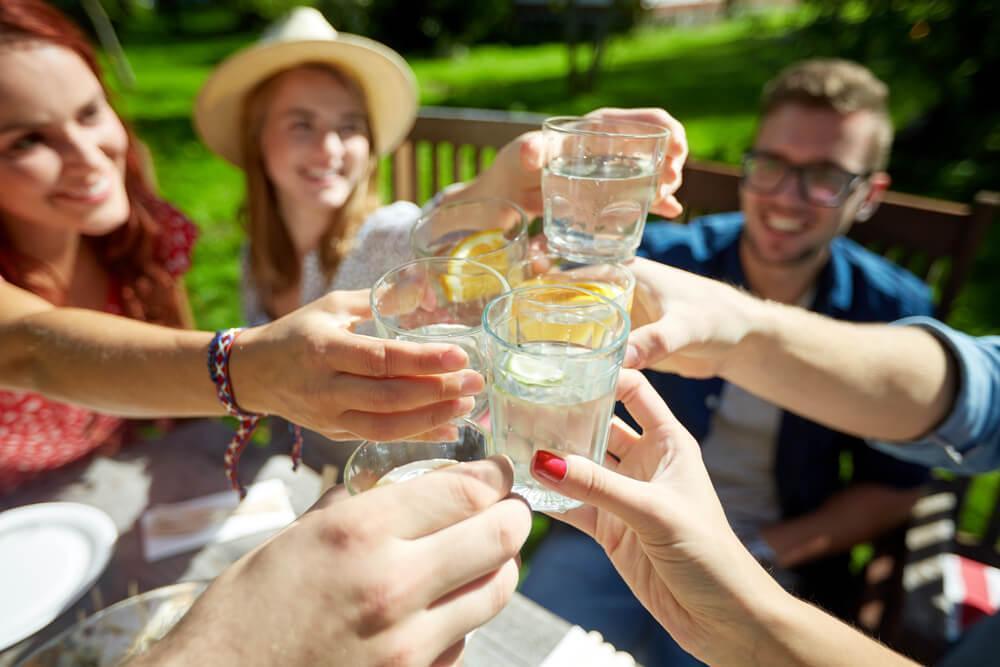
[0,502,117,651]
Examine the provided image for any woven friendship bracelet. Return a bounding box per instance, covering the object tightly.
[207,329,304,497]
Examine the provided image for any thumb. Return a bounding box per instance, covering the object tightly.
[625,322,685,369]
[530,450,654,531]
[328,289,373,318]
[520,131,545,171]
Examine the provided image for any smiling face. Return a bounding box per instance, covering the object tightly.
[739,103,886,267]
[258,66,372,213]
[0,42,129,239]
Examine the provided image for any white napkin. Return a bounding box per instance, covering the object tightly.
[140,479,295,562]
[539,625,638,667]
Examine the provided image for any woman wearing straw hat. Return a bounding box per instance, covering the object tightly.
[195,6,422,326]
[0,0,482,494]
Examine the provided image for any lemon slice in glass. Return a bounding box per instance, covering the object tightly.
[440,228,508,302]
[505,354,565,386]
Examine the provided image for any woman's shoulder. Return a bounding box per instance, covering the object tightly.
[357,201,422,238]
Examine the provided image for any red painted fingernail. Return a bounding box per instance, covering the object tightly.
[532,451,567,482]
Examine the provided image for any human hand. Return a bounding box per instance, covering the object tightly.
[529,370,785,665]
[450,108,688,220]
[230,289,483,441]
[135,457,531,667]
[624,258,767,377]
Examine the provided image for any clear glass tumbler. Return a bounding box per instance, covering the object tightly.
[344,419,491,494]
[410,197,529,277]
[371,257,510,420]
[506,252,635,313]
[542,116,670,263]
[483,285,629,512]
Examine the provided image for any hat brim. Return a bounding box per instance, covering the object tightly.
[194,35,417,167]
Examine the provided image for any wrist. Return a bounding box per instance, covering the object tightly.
[225,325,270,416]
[719,295,781,382]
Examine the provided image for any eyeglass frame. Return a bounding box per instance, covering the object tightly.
[740,150,873,208]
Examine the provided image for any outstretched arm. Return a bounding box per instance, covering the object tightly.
[530,371,918,667]
[0,281,481,441]
[625,258,958,442]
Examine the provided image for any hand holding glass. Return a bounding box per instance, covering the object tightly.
[483,286,629,512]
[371,257,509,419]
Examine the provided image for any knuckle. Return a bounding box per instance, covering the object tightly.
[374,640,421,667]
[366,343,390,377]
[355,578,409,635]
[447,474,494,515]
[318,515,369,552]
[490,512,525,558]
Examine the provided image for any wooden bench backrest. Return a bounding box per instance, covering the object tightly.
[389,107,545,205]
[391,109,999,317]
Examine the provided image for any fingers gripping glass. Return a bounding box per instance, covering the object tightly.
[741,151,871,208]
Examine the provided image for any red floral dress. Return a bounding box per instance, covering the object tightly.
[0,202,197,494]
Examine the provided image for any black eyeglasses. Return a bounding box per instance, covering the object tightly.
[741,150,871,208]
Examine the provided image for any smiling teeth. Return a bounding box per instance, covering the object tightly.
[305,168,337,179]
[768,217,803,232]
[65,177,109,199]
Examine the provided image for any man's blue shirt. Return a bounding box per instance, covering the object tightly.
[873,318,1000,474]
[635,212,934,520]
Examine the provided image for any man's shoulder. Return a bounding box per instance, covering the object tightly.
[830,236,934,317]
[639,212,743,268]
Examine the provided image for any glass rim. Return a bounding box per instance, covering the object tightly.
[543,115,672,140]
[409,196,530,256]
[481,285,631,358]
[370,256,510,338]
[507,254,636,290]
[344,417,487,495]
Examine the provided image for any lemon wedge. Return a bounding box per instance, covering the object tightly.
[512,283,621,345]
[440,228,509,302]
[505,355,565,386]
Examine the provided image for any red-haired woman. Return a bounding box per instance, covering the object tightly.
[0,0,482,494]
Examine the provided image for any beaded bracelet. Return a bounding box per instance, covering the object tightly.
[207,328,303,498]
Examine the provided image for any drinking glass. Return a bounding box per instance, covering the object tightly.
[344,419,491,494]
[371,257,510,419]
[410,197,529,276]
[483,286,629,512]
[542,116,670,263]
[506,252,635,313]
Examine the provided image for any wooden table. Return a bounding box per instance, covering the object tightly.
[0,419,574,666]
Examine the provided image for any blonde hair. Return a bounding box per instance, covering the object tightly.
[761,59,893,171]
[240,64,380,305]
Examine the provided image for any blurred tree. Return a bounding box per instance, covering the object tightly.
[800,0,999,201]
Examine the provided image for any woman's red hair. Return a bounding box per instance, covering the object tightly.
[0,0,185,327]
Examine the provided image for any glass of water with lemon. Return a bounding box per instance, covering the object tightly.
[344,419,491,494]
[371,257,509,420]
[483,285,629,512]
[410,197,529,276]
[507,252,635,314]
[542,116,669,263]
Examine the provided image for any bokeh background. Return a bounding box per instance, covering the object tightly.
[55,0,998,334]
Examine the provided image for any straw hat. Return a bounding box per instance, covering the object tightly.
[194,6,417,167]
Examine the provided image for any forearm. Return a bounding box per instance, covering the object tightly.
[760,484,922,568]
[0,307,221,418]
[741,594,918,667]
[725,301,957,441]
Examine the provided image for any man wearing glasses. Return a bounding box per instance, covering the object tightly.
[521,59,932,667]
